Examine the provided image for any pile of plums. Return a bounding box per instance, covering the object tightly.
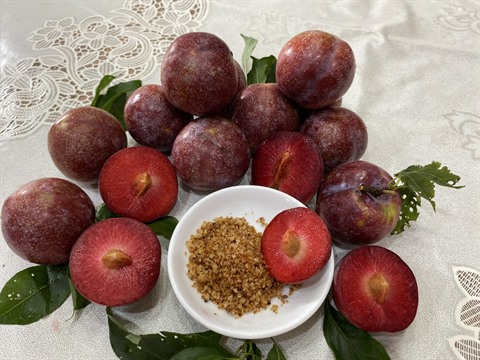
[1,30,418,333]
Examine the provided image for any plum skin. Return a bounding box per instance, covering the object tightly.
[124,84,192,152]
[171,116,250,191]
[276,30,356,109]
[161,32,238,116]
[316,161,401,246]
[48,106,127,183]
[301,106,368,173]
[1,177,95,265]
[231,83,300,153]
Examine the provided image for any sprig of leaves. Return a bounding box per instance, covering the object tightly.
[91,75,142,130]
[390,161,464,234]
[241,35,276,85]
[323,301,391,360]
[107,308,286,360]
[95,203,178,239]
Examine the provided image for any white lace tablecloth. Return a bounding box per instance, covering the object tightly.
[1,1,479,359]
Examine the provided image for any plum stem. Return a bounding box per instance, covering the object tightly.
[133,172,152,197]
[359,184,396,196]
[102,249,132,269]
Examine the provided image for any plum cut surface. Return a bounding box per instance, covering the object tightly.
[332,245,419,332]
[99,146,178,223]
[261,207,331,284]
[69,217,161,307]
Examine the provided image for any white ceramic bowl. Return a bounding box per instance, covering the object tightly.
[167,185,334,339]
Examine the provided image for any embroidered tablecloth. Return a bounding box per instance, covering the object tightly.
[1,1,479,359]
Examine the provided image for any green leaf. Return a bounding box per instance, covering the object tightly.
[394,161,463,210]
[95,203,117,222]
[0,265,70,325]
[323,301,391,360]
[240,34,258,78]
[66,268,90,310]
[236,340,262,359]
[391,186,420,235]
[107,308,235,360]
[169,346,233,360]
[246,56,277,85]
[391,161,464,234]
[91,75,142,130]
[266,340,286,360]
[91,74,116,107]
[147,216,178,239]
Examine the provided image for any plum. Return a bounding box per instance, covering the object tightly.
[276,30,356,109]
[1,177,95,265]
[171,116,250,191]
[251,131,323,204]
[124,84,192,152]
[261,207,331,283]
[161,32,238,116]
[69,217,161,307]
[48,106,127,183]
[231,83,300,152]
[332,245,418,332]
[316,161,401,246]
[301,106,368,173]
[99,146,178,223]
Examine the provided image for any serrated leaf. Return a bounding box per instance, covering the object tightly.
[391,186,420,235]
[0,265,70,325]
[323,301,391,360]
[394,161,464,210]
[240,34,258,77]
[247,56,277,85]
[107,308,234,360]
[266,340,286,360]
[147,216,178,239]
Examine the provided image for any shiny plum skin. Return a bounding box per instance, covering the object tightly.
[231,83,300,153]
[1,177,95,265]
[276,30,356,109]
[161,32,238,116]
[316,161,401,246]
[171,116,250,191]
[48,106,127,183]
[301,106,368,173]
[124,84,192,152]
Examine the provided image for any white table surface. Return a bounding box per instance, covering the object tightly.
[1,1,480,359]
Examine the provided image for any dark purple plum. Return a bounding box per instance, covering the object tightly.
[276,30,356,109]
[161,32,238,116]
[171,116,250,191]
[301,106,368,173]
[1,177,95,265]
[316,161,401,246]
[48,106,127,183]
[124,84,192,152]
[231,83,300,152]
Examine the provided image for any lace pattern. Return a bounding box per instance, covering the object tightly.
[0,0,208,139]
[449,266,480,359]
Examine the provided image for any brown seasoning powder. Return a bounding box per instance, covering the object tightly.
[186,216,287,317]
